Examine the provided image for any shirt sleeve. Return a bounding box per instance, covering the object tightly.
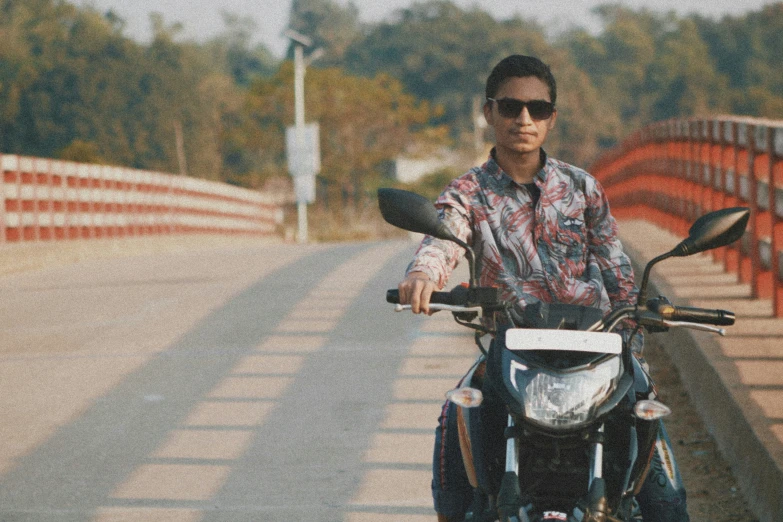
[405,180,474,289]
[584,176,645,352]
[583,176,639,309]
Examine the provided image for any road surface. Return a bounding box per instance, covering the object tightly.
[0,238,754,521]
[0,239,479,521]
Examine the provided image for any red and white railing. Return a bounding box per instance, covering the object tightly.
[0,154,284,242]
[592,116,783,316]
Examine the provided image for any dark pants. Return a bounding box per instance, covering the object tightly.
[432,401,689,521]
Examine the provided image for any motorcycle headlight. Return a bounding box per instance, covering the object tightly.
[514,355,622,429]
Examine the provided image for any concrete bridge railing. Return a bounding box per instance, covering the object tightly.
[0,154,285,243]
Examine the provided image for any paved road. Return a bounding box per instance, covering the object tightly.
[2,232,765,522]
[0,239,478,521]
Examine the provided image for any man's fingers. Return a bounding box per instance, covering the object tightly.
[420,281,434,315]
[409,278,427,314]
[398,274,435,314]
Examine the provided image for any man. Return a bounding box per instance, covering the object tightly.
[398,55,689,522]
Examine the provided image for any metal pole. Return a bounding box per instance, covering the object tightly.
[293,43,308,243]
[294,44,305,130]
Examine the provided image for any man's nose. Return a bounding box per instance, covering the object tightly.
[516,106,533,124]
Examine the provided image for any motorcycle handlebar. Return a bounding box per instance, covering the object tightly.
[663,305,735,326]
[647,298,735,326]
[388,289,735,328]
[386,288,468,306]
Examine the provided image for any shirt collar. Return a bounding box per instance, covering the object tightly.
[487,148,549,187]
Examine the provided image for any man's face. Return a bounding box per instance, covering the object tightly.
[483,76,557,157]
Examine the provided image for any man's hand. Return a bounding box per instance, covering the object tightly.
[398,272,438,314]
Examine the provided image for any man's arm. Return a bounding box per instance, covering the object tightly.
[584,178,638,307]
[398,183,474,314]
[584,177,644,352]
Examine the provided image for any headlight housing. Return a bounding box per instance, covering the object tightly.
[513,355,623,429]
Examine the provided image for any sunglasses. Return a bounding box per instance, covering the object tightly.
[487,98,555,121]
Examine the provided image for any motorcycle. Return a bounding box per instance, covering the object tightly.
[378,188,749,522]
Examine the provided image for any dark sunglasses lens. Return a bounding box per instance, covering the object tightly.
[527,101,554,120]
[495,99,554,120]
[497,99,524,118]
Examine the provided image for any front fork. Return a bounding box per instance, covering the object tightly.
[496,417,610,522]
[583,424,609,522]
[497,415,526,522]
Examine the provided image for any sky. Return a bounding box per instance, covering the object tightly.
[73,0,778,58]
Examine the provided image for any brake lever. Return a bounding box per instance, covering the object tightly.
[662,320,727,336]
[394,304,484,313]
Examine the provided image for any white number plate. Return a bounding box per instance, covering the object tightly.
[505,329,622,354]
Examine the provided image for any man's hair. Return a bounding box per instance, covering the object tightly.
[485,55,557,105]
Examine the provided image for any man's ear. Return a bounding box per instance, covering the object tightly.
[483,101,494,127]
[547,109,558,130]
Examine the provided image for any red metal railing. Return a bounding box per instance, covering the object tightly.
[592,117,783,317]
[0,154,284,242]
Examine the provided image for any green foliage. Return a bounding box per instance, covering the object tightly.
[397,166,463,201]
[57,139,103,163]
[0,0,278,183]
[692,3,783,117]
[0,0,780,201]
[206,12,277,86]
[344,1,551,135]
[287,0,362,65]
[245,63,448,190]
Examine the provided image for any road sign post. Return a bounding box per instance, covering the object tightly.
[286,123,320,243]
[284,33,322,243]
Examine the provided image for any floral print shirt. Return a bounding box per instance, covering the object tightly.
[407,150,639,316]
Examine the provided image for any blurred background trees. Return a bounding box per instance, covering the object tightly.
[0,0,781,221]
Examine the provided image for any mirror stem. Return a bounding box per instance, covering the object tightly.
[638,251,673,305]
[465,248,477,287]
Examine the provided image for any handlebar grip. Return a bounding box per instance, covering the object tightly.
[386,288,466,305]
[666,305,735,326]
[386,289,400,304]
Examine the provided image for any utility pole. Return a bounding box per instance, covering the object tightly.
[174,120,187,176]
[284,29,323,244]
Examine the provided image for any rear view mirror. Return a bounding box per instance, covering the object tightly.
[377,188,478,286]
[377,188,459,242]
[638,206,750,303]
[674,207,750,257]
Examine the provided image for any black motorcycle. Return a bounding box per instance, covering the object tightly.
[379,188,749,522]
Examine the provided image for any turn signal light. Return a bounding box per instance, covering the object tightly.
[446,387,483,408]
[634,400,672,420]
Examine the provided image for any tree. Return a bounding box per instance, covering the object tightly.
[345,1,551,136]
[693,3,783,118]
[569,6,667,135]
[203,12,277,87]
[647,19,729,119]
[244,63,448,191]
[286,0,362,66]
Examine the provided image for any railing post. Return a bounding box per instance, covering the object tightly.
[771,125,782,317]
[713,120,727,265]
[746,124,759,298]
[690,120,702,225]
[0,154,5,243]
[675,120,688,235]
[725,121,741,277]
[700,120,711,216]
